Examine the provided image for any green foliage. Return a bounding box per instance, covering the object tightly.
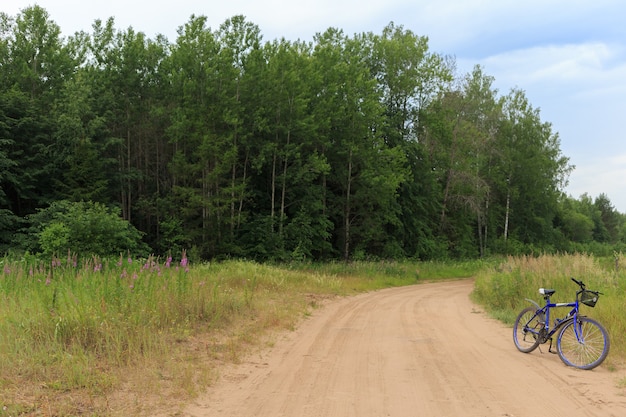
[561,209,594,242]
[38,221,70,253]
[0,6,624,262]
[29,200,149,257]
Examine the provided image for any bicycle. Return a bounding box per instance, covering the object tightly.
[512,277,610,370]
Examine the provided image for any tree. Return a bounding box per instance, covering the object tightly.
[420,67,499,257]
[312,29,407,260]
[561,209,594,243]
[494,88,572,249]
[166,15,223,255]
[594,194,620,243]
[1,6,76,216]
[51,70,112,202]
[369,22,453,259]
[166,15,264,257]
[240,38,334,260]
[215,15,262,243]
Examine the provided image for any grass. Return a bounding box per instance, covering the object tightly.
[0,255,482,416]
[3,253,624,415]
[472,253,626,364]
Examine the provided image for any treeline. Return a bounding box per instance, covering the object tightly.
[0,6,624,261]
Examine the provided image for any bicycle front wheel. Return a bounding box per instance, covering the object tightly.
[513,306,543,353]
[557,317,609,370]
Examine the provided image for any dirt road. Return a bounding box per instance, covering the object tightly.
[184,279,626,416]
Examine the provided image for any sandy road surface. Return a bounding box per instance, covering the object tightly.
[184,279,626,417]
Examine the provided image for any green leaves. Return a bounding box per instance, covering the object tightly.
[2,6,618,261]
[34,200,148,257]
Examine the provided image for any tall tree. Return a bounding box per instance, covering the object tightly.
[166,15,222,255]
[370,23,453,258]
[594,193,620,243]
[420,66,502,257]
[495,88,572,247]
[312,29,406,260]
[241,38,333,260]
[215,15,262,243]
[1,6,75,216]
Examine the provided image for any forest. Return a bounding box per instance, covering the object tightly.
[1,5,625,261]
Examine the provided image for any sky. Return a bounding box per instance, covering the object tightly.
[5,0,626,212]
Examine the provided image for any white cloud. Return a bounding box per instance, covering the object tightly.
[566,154,626,211]
[468,43,625,87]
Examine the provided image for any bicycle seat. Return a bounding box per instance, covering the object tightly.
[539,288,555,296]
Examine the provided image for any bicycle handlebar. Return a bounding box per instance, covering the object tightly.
[571,277,585,289]
[571,277,603,295]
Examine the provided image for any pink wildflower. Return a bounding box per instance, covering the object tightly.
[180,251,188,268]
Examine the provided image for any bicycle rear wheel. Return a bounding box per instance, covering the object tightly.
[557,317,609,370]
[513,306,544,353]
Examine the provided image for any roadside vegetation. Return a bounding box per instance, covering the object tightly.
[1,253,625,415]
[0,255,481,416]
[472,253,626,362]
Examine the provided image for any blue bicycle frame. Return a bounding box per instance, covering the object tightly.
[526,289,581,346]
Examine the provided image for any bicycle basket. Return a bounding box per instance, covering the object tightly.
[580,290,600,307]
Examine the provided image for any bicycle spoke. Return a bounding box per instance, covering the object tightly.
[557,318,609,370]
[513,307,543,353]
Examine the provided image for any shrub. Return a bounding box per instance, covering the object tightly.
[30,200,149,257]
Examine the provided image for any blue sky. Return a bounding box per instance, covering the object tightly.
[6,0,626,212]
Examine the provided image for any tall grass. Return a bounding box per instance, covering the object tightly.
[0,255,296,415]
[1,256,479,415]
[292,258,486,287]
[472,253,626,363]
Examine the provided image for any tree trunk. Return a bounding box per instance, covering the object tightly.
[344,148,353,261]
[504,185,510,241]
[279,129,290,239]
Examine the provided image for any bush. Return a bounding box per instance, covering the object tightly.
[30,200,149,257]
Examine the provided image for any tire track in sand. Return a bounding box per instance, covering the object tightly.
[184,279,626,417]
